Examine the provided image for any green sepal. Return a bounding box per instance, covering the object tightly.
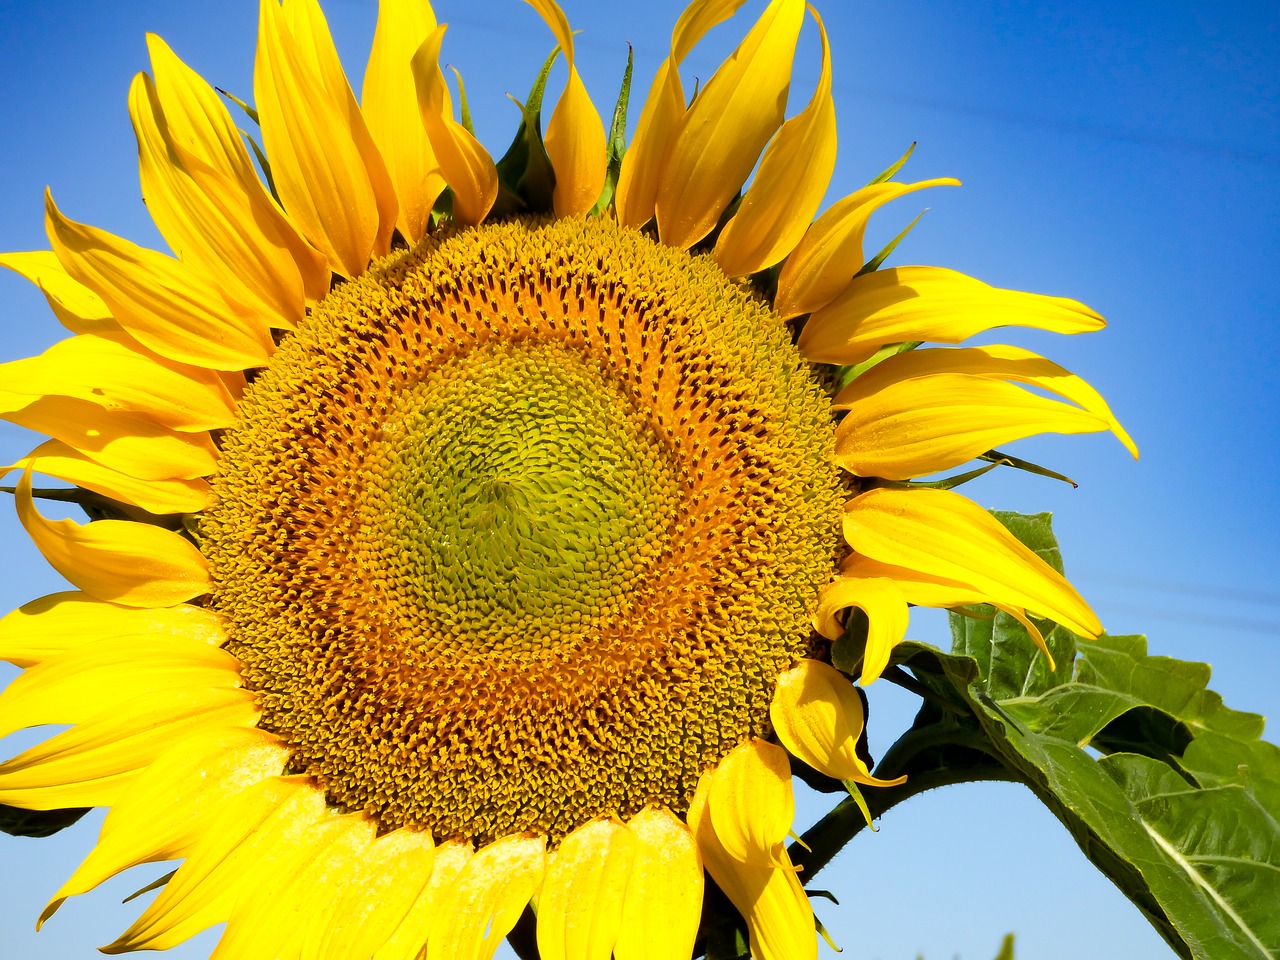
[830,607,869,677]
[868,141,916,185]
[855,208,925,277]
[835,340,923,388]
[0,803,89,838]
[244,134,280,205]
[0,483,187,529]
[216,86,259,126]
[494,47,559,216]
[815,912,843,953]
[589,45,634,218]
[123,869,177,903]
[895,460,1004,491]
[978,449,1078,487]
[840,778,876,830]
[449,66,476,136]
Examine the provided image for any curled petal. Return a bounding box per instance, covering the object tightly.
[130,70,310,330]
[16,470,209,607]
[656,0,805,249]
[362,0,445,244]
[714,5,836,278]
[774,178,959,319]
[615,0,749,228]
[813,575,908,683]
[798,266,1105,366]
[842,487,1102,639]
[411,26,499,227]
[524,0,608,216]
[771,659,906,786]
[688,774,817,960]
[707,739,794,869]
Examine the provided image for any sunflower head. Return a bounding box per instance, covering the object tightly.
[0,0,1134,957]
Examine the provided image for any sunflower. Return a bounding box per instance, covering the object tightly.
[0,0,1136,957]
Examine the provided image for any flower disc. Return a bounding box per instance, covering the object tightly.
[203,217,844,843]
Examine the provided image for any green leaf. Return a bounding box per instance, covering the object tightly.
[868,141,916,185]
[878,511,1280,960]
[0,803,89,838]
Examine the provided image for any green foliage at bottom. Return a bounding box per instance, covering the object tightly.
[874,512,1280,960]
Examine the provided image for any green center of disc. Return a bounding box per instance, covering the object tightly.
[372,340,679,655]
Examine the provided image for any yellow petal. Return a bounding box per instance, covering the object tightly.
[0,633,242,740]
[106,776,325,953]
[42,726,286,927]
[774,178,960,319]
[707,739,794,869]
[771,660,906,786]
[411,26,499,227]
[0,334,237,432]
[798,265,1106,366]
[0,250,119,336]
[212,813,374,960]
[523,0,607,216]
[812,575,907,683]
[537,818,635,960]
[363,0,445,244]
[145,34,330,303]
[15,439,210,516]
[838,343,1138,459]
[842,487,1103,639]
[130,72,307,330]
[45,193,274,370]
[614,806,703,960]
[428,834,546,960]
[2,393,218,481]
[16,469,210,607]
[255,0,396,277]
[688,774,816,960]
[834,371,1109,480]
[656,0,805,249]
[713,5,836,278]
[0,591,223,669]
[614,0,749,228]
[373,841,473,960]
[316,827,436,960]
[0,686,256,810]
[833,553,1053,662]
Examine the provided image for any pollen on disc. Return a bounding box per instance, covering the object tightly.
[202,216,844,845]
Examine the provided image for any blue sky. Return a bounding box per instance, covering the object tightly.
[0,1,1276,958]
